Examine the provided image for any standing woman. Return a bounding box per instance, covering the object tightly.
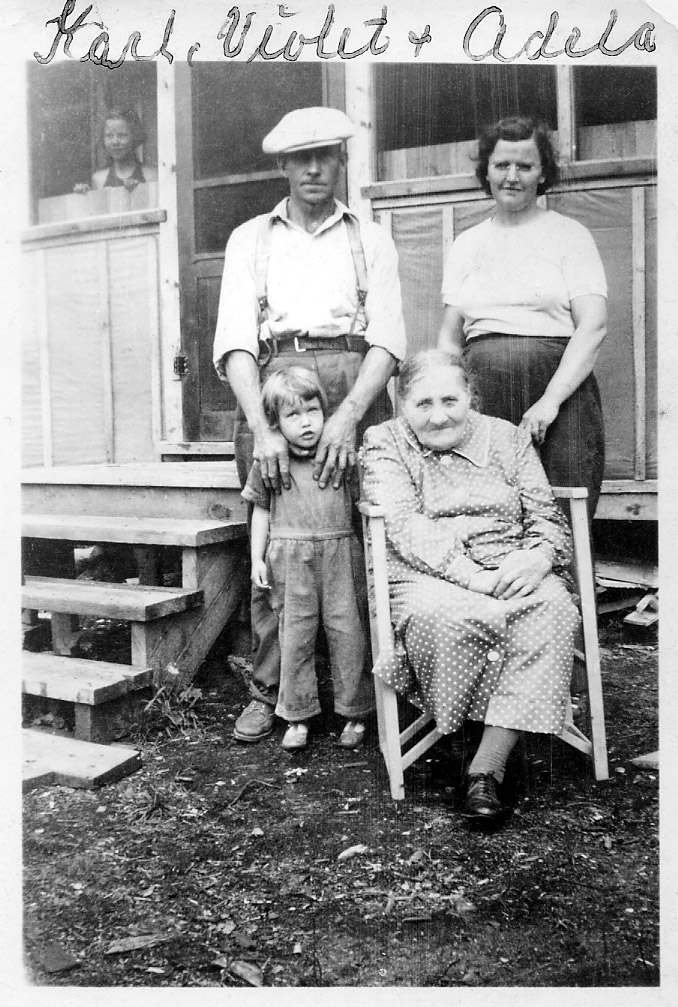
[90,108,158,190]
[438,116,607,518]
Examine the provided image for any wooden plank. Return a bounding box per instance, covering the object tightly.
[133,546,161,586]
[21,461,241,489]
[596,559,658,590]
[155,440,235,457]
[50,612,79,656]
[156,60,184,445]
[631,186,647,482]
[344,62,375,220]
[131,542,246,682]
[23,729,142,790]
[556,67,575,162]
[22,514,247,547]
[35,247,53,467]
[442,205,455,264]
[97,241,115,462]
[22,483,248,522]
[22,576,202,621]
[362,158,655,202]
[21,210,166,244]
[23,651,152,705]
[174,544,247,686]
[146,236,163,450]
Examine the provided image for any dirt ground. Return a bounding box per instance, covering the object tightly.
[22,613,658,989]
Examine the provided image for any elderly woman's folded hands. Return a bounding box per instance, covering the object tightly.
[468,549,551,600]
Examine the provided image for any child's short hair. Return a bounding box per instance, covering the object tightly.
[260,366,328,428]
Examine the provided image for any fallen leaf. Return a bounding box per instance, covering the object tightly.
[229,960,263,986]
[447,892,476,916]
[105,933,172,954]
[234,933,257,949]
[35,942,81,973]
[338,844,369,861]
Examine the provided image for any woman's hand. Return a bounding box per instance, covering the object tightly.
[73,183,91,194]
[492,550,551,599]
[519,394,560,445]
[250,560,270,590]
[467,569,503,595]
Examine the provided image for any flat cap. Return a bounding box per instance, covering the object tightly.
[262,107,354,155]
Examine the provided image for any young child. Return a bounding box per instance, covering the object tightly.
[241,367,374,750]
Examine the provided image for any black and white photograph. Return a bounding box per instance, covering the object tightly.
[2,0,675,998]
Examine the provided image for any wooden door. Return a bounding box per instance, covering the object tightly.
[175,63,344,442]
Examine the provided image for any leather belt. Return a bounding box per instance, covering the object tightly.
[262,334,368,358]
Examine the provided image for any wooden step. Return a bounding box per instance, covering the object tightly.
[22,651,152,704]
[23,729,142,790]
[22,576,202,620]
[22,462,246,522]
[22,513,247,547]
[23,652,154,743]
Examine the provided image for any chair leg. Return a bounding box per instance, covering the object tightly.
[373,675,405,800]
[569,495,610,782]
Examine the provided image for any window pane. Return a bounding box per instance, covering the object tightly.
[194,178,290,254]
[573,67,656,161]
[192,64,324,179]
[375,65,557,181]
[28,62,157,221]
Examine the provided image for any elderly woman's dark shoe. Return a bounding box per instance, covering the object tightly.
[462,773,503,823]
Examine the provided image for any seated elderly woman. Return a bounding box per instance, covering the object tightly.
[360,349,579,826]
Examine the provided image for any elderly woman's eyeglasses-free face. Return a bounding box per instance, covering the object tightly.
[400,367,472,451]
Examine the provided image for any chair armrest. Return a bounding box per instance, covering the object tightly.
[358,501,386,518]
[551,486,588,500]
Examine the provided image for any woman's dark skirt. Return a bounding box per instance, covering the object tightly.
[464,335,605,519]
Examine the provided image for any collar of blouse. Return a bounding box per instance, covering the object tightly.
[398,411,490,469]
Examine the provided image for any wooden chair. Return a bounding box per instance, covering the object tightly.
[359,488,609,801]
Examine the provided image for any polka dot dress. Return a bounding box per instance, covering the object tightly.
[360,412,580,736]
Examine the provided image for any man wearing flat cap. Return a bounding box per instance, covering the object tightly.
[213,106,407,743]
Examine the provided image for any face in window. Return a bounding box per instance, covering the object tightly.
[486,136,545,216]
[277,396,325,452]
[279,145,344,212]
[103,118,136,163]
[401,367,471,451]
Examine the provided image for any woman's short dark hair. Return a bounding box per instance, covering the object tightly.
[397,349,479,409]
[260,366,328,428]
[474,115,559,196]
[103,108,145,149]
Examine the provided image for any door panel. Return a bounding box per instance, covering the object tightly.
[175,64,338,442]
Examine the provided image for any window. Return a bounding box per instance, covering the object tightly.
[191,64,324,253]
[27,62,157,224]
[573,67,656,161]
[375,65,557,181]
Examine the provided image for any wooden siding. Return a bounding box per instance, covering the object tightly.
[22,218,162,467]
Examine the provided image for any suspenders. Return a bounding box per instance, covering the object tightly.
[254,211,369,338]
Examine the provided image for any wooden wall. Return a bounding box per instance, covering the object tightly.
[372,176,656,519]
[22,214,164,467]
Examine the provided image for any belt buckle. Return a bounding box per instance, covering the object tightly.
[294,336,307,353]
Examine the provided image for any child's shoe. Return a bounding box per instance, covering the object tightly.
[337,720,365,748]
[282,722,308,750]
